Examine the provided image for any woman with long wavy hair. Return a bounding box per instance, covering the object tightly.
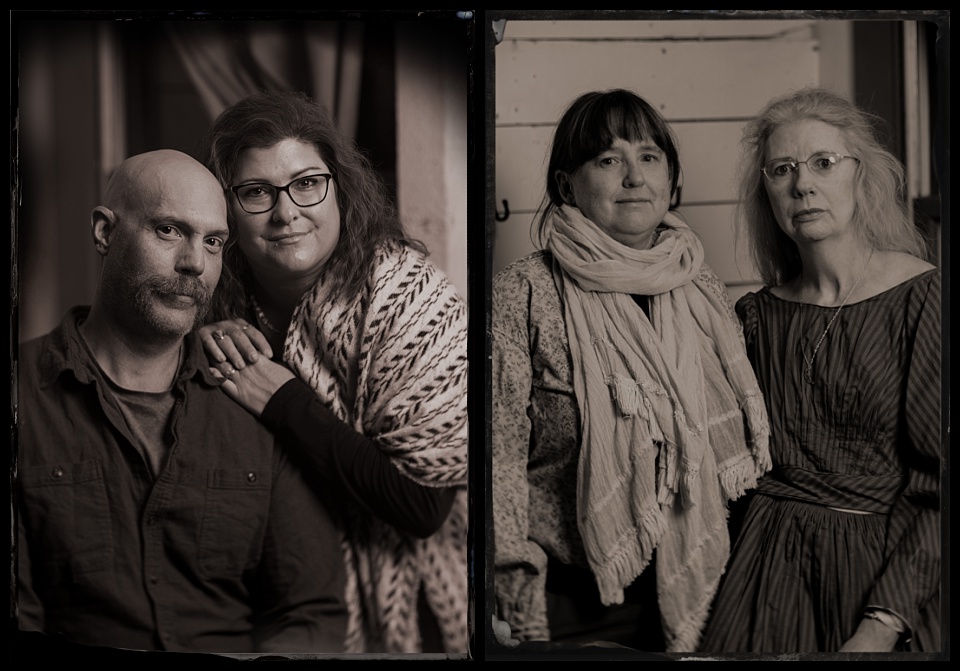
[197,90,468,654]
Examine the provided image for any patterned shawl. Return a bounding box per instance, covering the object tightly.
[545,205,770,651]
[285,242,469,653]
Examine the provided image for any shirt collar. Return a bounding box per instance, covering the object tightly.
[37,306,220,389]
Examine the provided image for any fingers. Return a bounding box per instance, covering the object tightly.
[213,360,238,378]
[244,327,275,362]
[214,332,249,370]
[211,361,240,385]
[225,322,272,366]
[200,322,230,364]
[200,319,271,368]
[209,365,239,398]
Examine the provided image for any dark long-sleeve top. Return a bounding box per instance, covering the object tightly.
[260,377,456,539]
[15,307,347,654]
[737,269,941,632]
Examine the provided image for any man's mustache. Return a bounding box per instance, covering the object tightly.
[147,276,211,306]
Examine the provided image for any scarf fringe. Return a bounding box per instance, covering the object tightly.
[609,370,708,511]
[657,421,706,509]
[593,504,666,606]
[717,452,763,500]
[608,372,643,418]
[608,372,668,444]
[546,206,770,652]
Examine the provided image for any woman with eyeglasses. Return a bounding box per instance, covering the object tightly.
[698,87,941,653]
[195,91,468,654]
[492,89,771,652]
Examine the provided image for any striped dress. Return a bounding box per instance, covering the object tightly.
[699,269,941,652]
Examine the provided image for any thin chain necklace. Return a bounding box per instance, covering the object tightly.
[798,249,873,385]
[250,293,284,335]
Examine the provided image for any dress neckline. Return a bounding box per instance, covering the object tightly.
[759,267,937,309]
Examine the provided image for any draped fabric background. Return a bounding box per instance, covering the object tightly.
[16,16,474,344]
[166,21,365,136]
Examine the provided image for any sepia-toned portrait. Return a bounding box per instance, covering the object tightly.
[486,10,948,662]
[11,9,474,662]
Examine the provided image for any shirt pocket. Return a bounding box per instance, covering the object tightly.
[19,459,114,575]
[197,468,271,579]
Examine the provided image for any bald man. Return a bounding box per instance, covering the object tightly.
[15,150,347,654]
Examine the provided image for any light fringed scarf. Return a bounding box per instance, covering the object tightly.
[545,205,770,651]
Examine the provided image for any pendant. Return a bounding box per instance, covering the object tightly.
[798,335,816,385]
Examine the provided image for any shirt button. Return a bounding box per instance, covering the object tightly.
[247,471,257,484]
[150,576,159,585]
[51,466,64,479]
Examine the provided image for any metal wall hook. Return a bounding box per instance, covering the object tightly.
[492,20,507,45]
[495,199,510,222]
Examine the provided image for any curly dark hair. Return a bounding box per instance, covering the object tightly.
[199,90,422,319]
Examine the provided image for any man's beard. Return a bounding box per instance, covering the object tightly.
[132,275,213,335]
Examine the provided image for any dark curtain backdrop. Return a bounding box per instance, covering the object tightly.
[15,19,400,343]
[166,21,365,138]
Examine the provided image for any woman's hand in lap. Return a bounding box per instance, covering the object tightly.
[837,617,901,652]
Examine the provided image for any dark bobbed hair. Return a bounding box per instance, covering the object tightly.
[737,86,928,287]
[534,89,683,246]
[200,90,422,319]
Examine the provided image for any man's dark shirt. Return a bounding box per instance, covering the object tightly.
[15,307,347,653]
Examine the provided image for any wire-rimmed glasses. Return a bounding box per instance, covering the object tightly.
[761,152,859,181]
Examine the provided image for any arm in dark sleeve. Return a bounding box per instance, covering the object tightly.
[252,445,348,654]
[866,274,941,641]
[261,377,456,538]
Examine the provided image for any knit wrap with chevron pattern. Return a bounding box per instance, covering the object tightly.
[285,242,469,654]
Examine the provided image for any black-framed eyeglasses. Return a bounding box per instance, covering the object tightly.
[761,152,859,181]
[229,173,334,214]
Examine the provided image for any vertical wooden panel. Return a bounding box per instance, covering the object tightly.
[396,20,471,301]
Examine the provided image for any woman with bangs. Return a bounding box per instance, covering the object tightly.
[492,88,770,652]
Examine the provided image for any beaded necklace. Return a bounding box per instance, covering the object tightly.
[250,293,284,335]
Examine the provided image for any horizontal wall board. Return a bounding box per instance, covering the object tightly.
[492,213,541,279]
[680,203,760,285]
[495,40,818,124]
[500,18,816,41]
[492,202,761,288]
[495,121,748,211]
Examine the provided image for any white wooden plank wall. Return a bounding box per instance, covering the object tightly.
[493,19,823,303]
